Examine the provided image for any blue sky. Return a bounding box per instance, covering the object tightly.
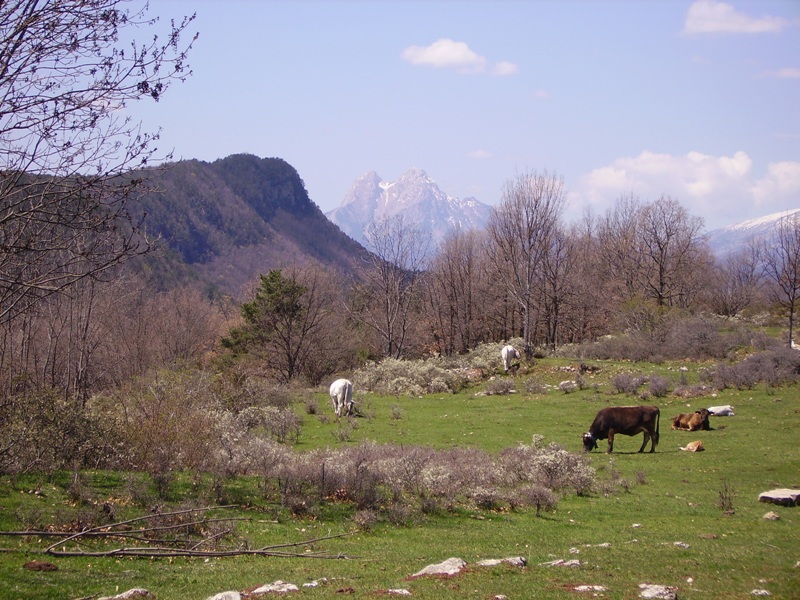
[130,0,800,231]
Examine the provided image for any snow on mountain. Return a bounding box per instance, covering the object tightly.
[326,168,493,248]
[705,208,800,256]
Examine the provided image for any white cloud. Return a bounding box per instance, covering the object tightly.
[468,149,492,159]
[401,38,517,76]
[752,162,800,207]
[492,61,519,76]
[572,151,800,229]
[683,0,788,35]
[762,67,800,79]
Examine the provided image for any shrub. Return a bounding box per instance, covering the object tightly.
[524,380,548,394]
[511,484,557,515]
[648,376,671,398]
[242,439,595,522]
[708,348,800,390]
[484,377,515,396]
[354,357,468,396]
[0,388,111,474]
[611,372,647,395]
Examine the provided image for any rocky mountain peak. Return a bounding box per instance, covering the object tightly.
[326,169,492,248]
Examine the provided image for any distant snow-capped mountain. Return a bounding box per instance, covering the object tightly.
[705,208,800,256]
[326,168,493,248]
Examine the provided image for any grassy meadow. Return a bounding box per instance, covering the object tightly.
[0,357,798,599]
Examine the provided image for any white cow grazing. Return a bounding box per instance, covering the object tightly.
[329,378,354,417]
[501,345,520,373]
[707,405,735,416]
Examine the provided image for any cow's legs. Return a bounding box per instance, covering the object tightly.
[638,431,650,453]
[606,431,614,453]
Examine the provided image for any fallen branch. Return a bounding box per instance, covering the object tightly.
[0,505,359,559]
[46,531,356,559]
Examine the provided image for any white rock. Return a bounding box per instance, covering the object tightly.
[751,590,772,596]
[412,557,466,577]
[475,556,526,567]
[249,581,299,594]
[639,583,678,599]
[574,585,608,592]
[205,593,240,600]
[758,488,800,506]
[674,541,690,548]
[540,559,581,567]
[387,590,412,596]
[99,591,155,600]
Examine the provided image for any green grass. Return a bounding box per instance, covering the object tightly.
[1,357,798,599]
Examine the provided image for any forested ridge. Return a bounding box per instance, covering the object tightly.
[129,153,368,296]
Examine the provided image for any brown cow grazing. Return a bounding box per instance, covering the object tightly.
[582,405,660,453]
[671,409,711,432]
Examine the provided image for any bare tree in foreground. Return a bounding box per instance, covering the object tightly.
[0,0,197,324]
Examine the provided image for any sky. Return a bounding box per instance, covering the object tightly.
[127,0,800,232]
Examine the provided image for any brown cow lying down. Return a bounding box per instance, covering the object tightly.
[671,409,711,432]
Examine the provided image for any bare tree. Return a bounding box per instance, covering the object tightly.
[704,243,763,317]
[638,196,705,307]
[485,171,565,356]
[355,215,430,358]
[537,225,576,349]
[425,228,490,354]
[594,194,646,303]
[762,214,800,347]
[0,0,197,324]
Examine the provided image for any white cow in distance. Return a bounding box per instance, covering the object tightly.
[329,378,354,417]
[501,345,520,373]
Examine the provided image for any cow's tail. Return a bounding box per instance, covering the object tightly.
[654,408,661,449]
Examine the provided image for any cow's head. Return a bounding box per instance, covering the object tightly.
[582,432,597,452]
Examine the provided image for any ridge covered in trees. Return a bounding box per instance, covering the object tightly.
[129,153,369,296]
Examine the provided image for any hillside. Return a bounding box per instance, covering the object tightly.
[128,154,368,296]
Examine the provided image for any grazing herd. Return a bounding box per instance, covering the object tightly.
[327,344,736,455]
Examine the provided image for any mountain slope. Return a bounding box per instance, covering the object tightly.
[705,208,800,256]
[130,154,367,296]
[326,168,493,247]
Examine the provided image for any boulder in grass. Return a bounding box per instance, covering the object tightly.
[242,581,299,596]
[758,489,800,507]
[411,557,466,578]
[206,593,241,600]
[475,556,527,567]
[100,591,155,600]
[639,583,678,599]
